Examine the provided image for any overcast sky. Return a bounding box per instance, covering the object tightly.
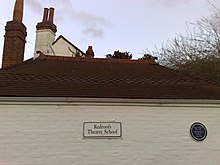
[1,0,220,66]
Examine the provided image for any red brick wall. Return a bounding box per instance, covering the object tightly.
[2,21,27,68]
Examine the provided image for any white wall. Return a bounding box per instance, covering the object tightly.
[34,29,56,58]
[52,38,84,57]
[0,98,219,165]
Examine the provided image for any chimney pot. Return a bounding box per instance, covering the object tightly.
[13,0,24,23]
[48,7,55,23]
[43,8,49,22]
[86,46,95,58]
[36,7,57,33]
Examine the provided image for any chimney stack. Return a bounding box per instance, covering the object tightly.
[34,7,57,58]
[36,7,57,33]
[2,0,27,68]
[86,46,95,58]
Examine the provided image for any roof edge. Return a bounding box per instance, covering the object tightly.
[0,97,220,107]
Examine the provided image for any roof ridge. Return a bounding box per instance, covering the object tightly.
[0,58,34,71]
[35,51,158,65]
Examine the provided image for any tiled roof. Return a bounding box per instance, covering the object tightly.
[1,53,220,99]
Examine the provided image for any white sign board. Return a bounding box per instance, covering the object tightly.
[83,122,122,138]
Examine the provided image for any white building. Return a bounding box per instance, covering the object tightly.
[0,97,219,165]
[1,0,220,165]
[33,7,85,59]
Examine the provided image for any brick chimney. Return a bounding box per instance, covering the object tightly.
[2,0,27,68]
[34,7,57,59]
[85,46,95,58]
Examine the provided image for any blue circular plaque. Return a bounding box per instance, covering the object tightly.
[190,122,207,141]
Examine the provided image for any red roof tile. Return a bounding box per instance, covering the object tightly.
[1,54,220,99]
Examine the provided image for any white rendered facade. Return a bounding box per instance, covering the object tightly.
[52,37,85,57]
[34,32,84,59]
[34,29,56,58]
[0,98,219,165]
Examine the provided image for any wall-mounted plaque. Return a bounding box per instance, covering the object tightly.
[190,122,207,141]
[83,122,122,138]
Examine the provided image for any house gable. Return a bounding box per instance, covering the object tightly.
[52,35,85,57]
